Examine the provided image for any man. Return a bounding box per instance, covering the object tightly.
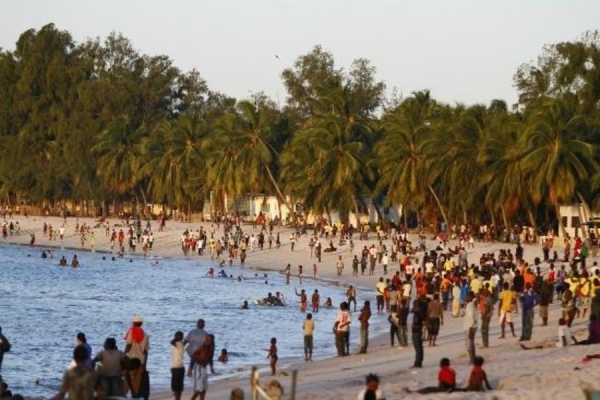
[311,289,320,313]
[51,346,96,400]
[464,291,478,365]
[358,300,372,354]
[352,255,359,276]
[184,319,207,377]
[411,298,425,368]
[191,335,213,400]
[347,285,357,312]
[520,282,539,341]
[124,316,149,399]
[479,288,494,348]
[334,302,351,357]
[426,293,444,347]
[498,282,517,339]
[376,277,386,314]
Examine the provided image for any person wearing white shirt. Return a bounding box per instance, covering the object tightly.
[171,331,185,400]
[464,292,478,365]
[356,373,386,400]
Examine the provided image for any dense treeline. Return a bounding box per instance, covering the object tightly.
[1,24,600,229]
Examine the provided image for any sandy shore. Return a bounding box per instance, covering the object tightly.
[3,215,600,399]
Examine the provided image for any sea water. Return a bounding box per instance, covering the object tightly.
[0,244,384,397]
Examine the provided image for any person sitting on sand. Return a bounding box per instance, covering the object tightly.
[520,318,577,349]
[462,356,493,392]
[403,357,456,394]
[356,373,386,400]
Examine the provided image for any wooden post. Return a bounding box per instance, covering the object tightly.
[251,366,258,400]
[290,369,298,400]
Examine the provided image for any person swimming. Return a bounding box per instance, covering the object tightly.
[58,256,67,266]
[218,269,227,278]
[242,300,249,309]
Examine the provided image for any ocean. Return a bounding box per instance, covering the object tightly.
[0,243,383,398]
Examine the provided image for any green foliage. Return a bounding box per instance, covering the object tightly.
[0,24,599,227]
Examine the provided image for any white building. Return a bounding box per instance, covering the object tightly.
[204,192,403,226]
[558,204,599,238]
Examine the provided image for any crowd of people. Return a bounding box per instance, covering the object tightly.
[5,211,600,399]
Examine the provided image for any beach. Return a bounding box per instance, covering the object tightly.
[2,215,600,399]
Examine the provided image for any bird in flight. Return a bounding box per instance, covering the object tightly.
[275,54,280,60]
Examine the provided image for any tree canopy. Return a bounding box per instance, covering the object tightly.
[1,24,599,229]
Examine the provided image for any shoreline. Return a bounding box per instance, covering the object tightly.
[2,216,600,399]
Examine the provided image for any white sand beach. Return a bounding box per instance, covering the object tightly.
[2,215,600,399]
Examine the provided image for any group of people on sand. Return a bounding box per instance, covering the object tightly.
[1,316,237,400]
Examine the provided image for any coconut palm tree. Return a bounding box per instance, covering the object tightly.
[139,115,205,214]
[205,97,291,214]
[520,98,598,234]
[375,91,433,220]
[92,115,146,209]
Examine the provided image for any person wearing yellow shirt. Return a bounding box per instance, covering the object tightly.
[470,277,482,295]
[578,272,592,319]
[444,259,454,272]
[498,282,517,338]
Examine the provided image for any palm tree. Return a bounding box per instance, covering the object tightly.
[477,111,528,229]
[205,98,291,215]
[281,83,373,222]
[139,115,205,214]
[520,98,598,235]
[92,115,146,212]
[375,91,433,223]
[281,112,371,221]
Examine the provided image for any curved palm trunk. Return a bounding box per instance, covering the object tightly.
[371,197,384,224]
[352,197,361,226]
[555,203,566,238]
[501,205,510,232]
[263,162,294,217]
[428,185,449,233]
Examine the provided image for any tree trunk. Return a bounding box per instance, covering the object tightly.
[371,198,384,225]
[527,209,537,243]
[428,185,449,233]
[501,205,510,232]
[555,203,567,237]
[263,163,294,217]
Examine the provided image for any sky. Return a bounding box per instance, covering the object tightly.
[1,0,598,107]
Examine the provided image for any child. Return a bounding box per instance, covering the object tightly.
[303,314,315,361]
[404,357,456,393]
[463,356,493,391]
[265,337,278,376]
[356,373,385,400]
[217,348,228,363]
[170,331,185,400]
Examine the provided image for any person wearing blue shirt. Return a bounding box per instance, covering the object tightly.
[520,283,539,341]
